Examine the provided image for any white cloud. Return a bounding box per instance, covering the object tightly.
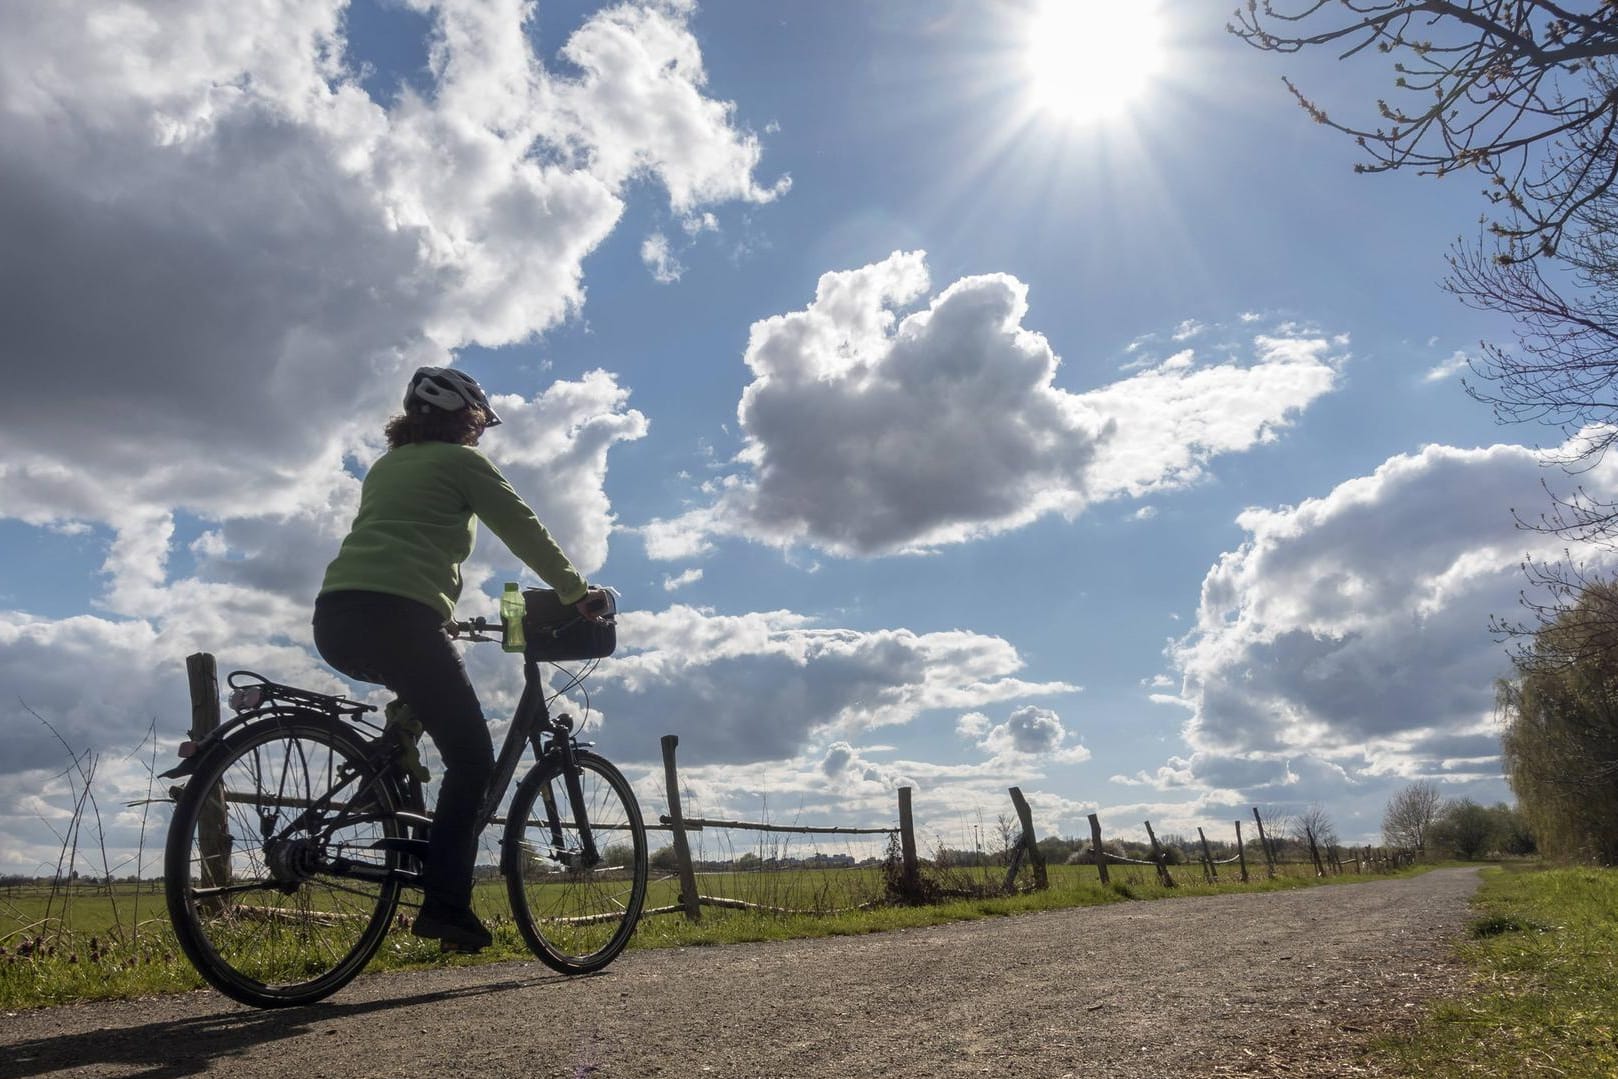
[547,0,790,212]
[642,251,1343,559]
[0,0,772,533]
[578,604,1079,765]
[967,705,1091,764]
[476,371,650,579]
[0,0,773,871]
[1168,437,1618,785]
[682,211,720,236]
[662,568,705,591]
[956,712,991,739]
[1423,350,1471,383]
[820,740,913,791]
[641,231,684,283]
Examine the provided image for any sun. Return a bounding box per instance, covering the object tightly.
[1023,0,1166,125]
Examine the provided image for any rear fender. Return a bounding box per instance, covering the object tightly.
[161,707,371,791]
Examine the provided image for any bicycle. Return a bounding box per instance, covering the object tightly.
[160,588,647,1008]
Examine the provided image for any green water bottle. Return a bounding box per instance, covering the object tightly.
[500,582,526,653]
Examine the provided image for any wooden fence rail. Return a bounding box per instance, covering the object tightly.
[648,733,1419,923]
[655,735,1052,920]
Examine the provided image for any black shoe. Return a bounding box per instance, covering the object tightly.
[412,903,492,953]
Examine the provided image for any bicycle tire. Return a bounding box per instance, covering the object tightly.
[503,750,647,974]
[164,711,404,1007]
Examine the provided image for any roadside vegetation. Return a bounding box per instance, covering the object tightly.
[1381,864,1618,1079]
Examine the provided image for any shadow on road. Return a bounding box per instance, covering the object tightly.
[0,974,578,1079]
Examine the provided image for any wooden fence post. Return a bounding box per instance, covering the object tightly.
[660,735,702,922]
[1234,820,1249,883]
[1304,827,1326,877]
[897,786,920,896]
[1252,807,1277,879]
[1143,820,1176,888]
[1006,787,1047,891]
[1088,812,1110,885]
[1197,827,1218,883]
[185,653,230,899]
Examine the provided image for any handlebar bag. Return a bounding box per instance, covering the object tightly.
[522,588,617,662]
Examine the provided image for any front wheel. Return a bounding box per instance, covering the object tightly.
[503,750,647,974]
[164,712,404,1007]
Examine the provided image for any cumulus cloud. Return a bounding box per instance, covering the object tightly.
[642,251,1343,559]
[0,0,776,532]
[547,0,790,211]
[959,705,1091,763]
[577,605,1079,765]
[0,1,776,871]
[819,740,914,790]
[1165,438,1618,790]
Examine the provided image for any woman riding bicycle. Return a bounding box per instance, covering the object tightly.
[313,366,606,953]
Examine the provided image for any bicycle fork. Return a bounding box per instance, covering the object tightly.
[549,718,602,870]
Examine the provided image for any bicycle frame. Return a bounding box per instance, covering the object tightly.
[482,656,604,868]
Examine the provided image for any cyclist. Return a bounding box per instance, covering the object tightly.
[312,366,606,953]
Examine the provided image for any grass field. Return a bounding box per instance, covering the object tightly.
[1,858,1406,1010]
[1378,864,1618,1079]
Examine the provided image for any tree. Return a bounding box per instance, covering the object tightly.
[1500,577,1618,861]
[1486,801,1538,853]
[1233,3,1618,611]
[994,812,1019,864]
[1291,804,1339,872]
[1292,803,1339,848]
[602,843,638,869]
[1430,797,1499,858]
[1382,779,1444,851]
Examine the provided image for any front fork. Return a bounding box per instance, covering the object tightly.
[551,719,602,869]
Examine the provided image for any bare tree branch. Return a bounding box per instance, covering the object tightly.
[1232,1,1618,256]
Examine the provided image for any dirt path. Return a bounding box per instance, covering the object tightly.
[1,868,1480,1079]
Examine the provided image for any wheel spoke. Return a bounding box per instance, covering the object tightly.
[505,751,647,974]
[165,714,402,1007]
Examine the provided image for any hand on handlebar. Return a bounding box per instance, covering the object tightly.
[575,587,611,623]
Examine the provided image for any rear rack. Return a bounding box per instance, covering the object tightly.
[226,669,377,718]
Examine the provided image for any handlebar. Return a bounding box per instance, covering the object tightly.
[446,607,616,644]
[446,616,502,643]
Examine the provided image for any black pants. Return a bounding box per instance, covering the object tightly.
[312,590,493,910]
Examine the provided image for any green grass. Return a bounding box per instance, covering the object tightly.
[1,860,1428,1010]
[1379,864,1618,1078]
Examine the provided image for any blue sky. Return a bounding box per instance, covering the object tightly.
[3,0,1597,876]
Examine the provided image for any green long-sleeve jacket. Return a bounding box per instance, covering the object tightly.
[319,441,588,619]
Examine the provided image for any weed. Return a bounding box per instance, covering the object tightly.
[1381,864,1618,1078]
[1468,912,1553,938]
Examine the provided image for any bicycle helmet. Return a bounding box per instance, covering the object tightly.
[404,366,503,426]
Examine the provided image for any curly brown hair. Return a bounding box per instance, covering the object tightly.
[384,405,488,449]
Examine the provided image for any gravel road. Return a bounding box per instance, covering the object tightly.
[1,868,1480,1079]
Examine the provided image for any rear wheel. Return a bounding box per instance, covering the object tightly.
[504,750,647,974]
[164,712,403,1007]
